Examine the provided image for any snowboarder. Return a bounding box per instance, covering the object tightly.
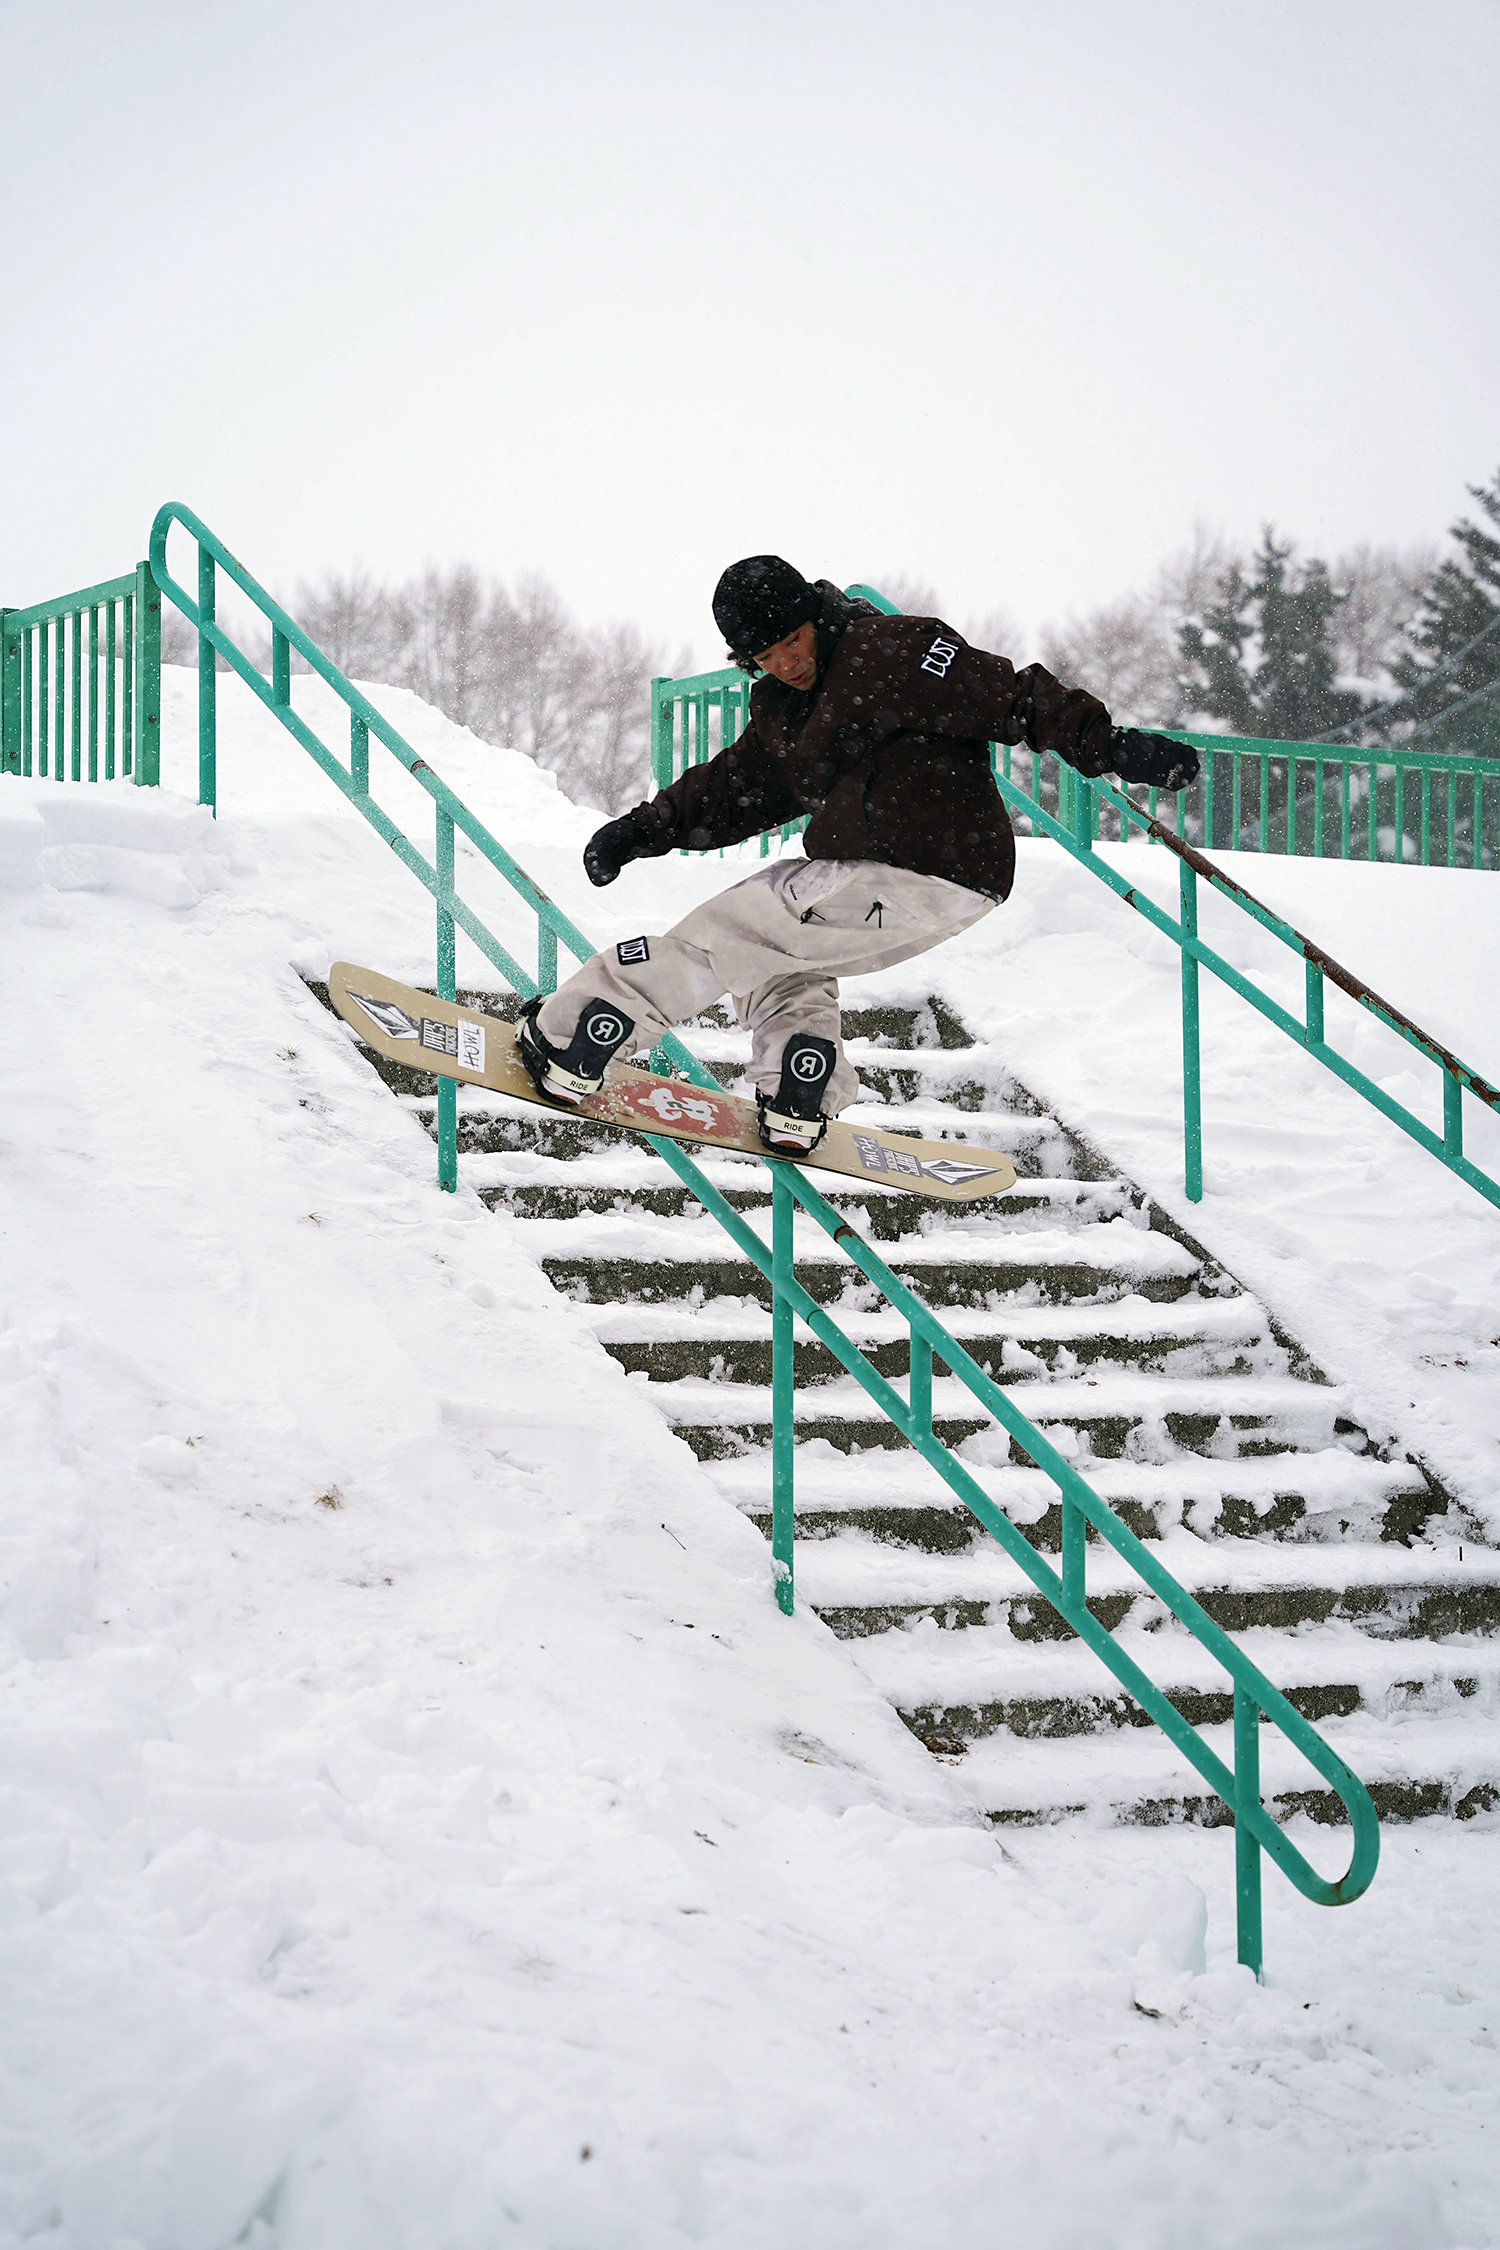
[517,557,1198,1154]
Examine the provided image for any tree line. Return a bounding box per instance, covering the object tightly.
[164,466,1498,810]
[1042,466,1500,756]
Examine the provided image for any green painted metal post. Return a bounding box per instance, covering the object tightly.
[1444,1072,1463,1161]
[771,1165,795,1615]
[1179,858,1203,1202]
[105,600,116,779]
[649,677,673,790]
[1305,959,1324,1048]
[121,595,132,777]
[70,610,82,781]
[86,607,98,781]
[1062,1494,1084,1615]
[1234,1683,1265,1980]
[909,1329,932,1441]
[0,614,18,775]
[197,547,216,811]
[538,920,558,995]
[271,627,290,708]
[133,567,160,786]
[22,627,33,774]
[436,805,458,1193]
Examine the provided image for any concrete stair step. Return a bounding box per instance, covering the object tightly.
[783,1528,1500,1639]
[852,1619,1499,1748]
[704,1444,1440,1550]
[953,1707,1500,1829]
[653,1369,1364,1462]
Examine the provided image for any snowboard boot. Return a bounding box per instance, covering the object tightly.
[516,996,635,1107]
[756,1034,837,1155]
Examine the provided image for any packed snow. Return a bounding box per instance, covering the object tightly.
[2,665,1498,2248]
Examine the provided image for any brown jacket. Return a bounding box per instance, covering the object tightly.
[630,584,1114,900]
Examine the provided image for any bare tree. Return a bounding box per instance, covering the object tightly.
[1328,543,1436,689]
[868,573,946,619]
[391,566,486,733]
[291,570,398,680]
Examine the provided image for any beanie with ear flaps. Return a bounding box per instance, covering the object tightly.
[712,556,821,662]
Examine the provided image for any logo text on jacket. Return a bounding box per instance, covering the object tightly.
[919,635,958,678]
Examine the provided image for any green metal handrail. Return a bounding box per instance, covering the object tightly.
[1,565,162,785]
[996,766,1500,1215]
[148,502,1379,1978]
[1027,729,1500,870]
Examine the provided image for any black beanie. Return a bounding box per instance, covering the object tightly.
[712,556,820,660]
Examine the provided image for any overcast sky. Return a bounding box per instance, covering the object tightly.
[3,0,1496,669]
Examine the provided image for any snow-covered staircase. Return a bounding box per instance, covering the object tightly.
[337,984,1500,1833]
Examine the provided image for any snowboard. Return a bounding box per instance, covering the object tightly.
[328,961,1016,1205]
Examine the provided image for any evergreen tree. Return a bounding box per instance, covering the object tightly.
[1177,531,1364,742]
[1388,467,1500,755]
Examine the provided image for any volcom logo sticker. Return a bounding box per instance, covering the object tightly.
[351,993,419,1041]
[920,1156,1002,1185]
[919,635,958,679]
[586,1011,626,1047]
[617,936,650,965]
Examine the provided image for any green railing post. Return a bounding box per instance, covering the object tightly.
[538,920,558,996]
[649,676,673,791]
[436,805,457,1193]
[1062,1493,1084,1614]
[104,600,116,780]
[1234,1683,1264,1980]
[771,1165,795,1614]
[1179,857,1203,1202]
[350,713,369,793]
[0,613,18,774]
[197,547,216,811]
[1444,1071,1463,1161]
[134,562,160,786]
[271,627,290,708]
[1305,959,1324,1048]
[87,605,99,782]
[69,609,82,781]
[909,1329,933,1441]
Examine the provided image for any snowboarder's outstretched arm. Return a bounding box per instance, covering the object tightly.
[583,710,803,884]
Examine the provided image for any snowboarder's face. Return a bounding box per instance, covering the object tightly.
[755,620,817,691]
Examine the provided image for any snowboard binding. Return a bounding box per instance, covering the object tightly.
[516,996,635,1107]
[756,1034,836,1155]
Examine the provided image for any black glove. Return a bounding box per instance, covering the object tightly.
[583,812,650,888]
[1108,728,1200,792]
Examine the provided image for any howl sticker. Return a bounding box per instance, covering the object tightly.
[351,993,419,1041]
[853,1133,922,1178]
[617,936,650,965]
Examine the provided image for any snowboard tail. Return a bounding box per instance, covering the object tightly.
[328,962,1016,1204]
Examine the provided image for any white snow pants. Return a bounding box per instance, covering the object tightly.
[536,857,996,1113]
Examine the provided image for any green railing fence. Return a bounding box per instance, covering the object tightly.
[992,755,1500,1216]
[143,499,1382,1979]
[1,564,161,785]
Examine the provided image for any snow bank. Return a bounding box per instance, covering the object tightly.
[2,684,1498,2245]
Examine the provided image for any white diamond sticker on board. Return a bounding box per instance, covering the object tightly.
[920,1157,1002,1185]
